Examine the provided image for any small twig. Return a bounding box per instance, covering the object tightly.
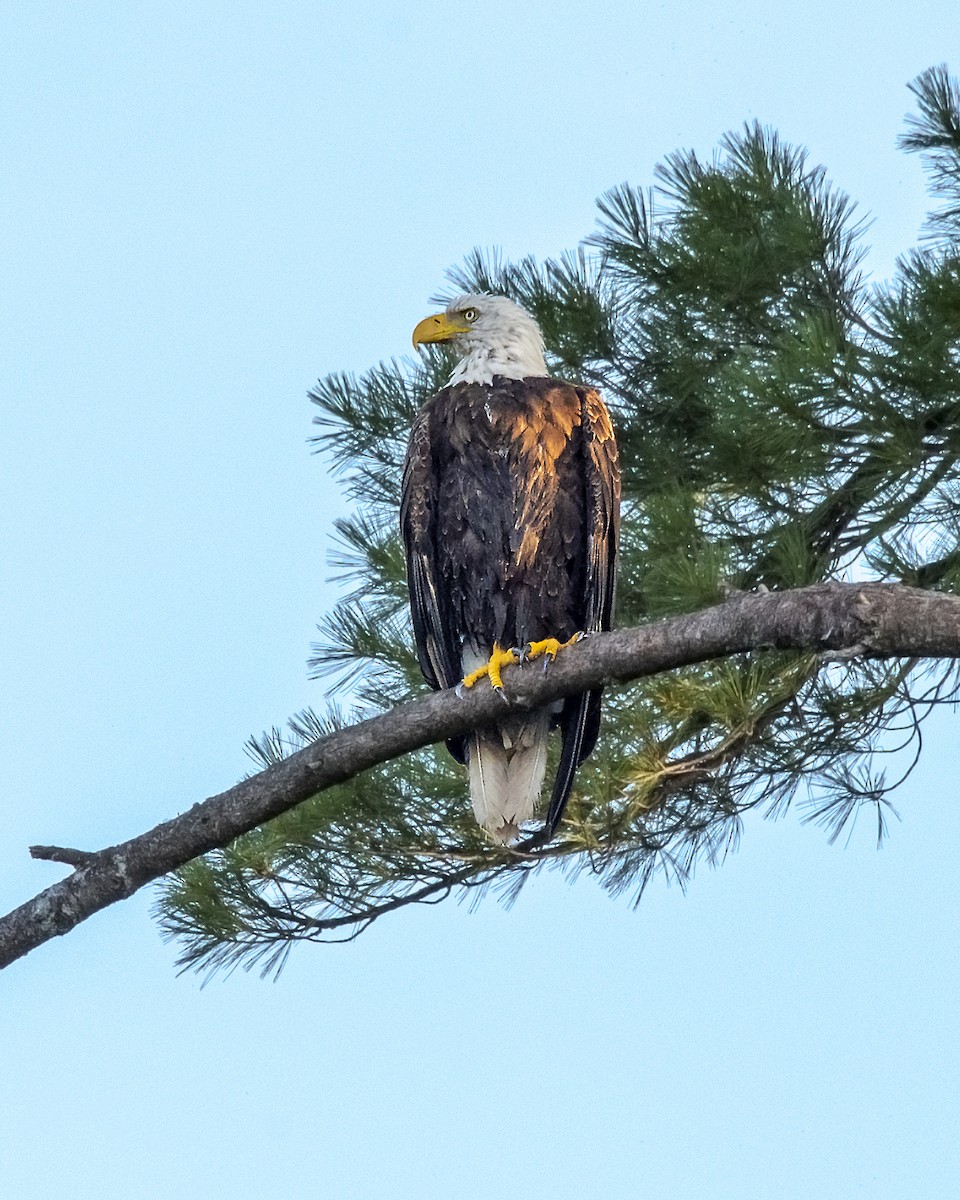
[819,643,869,662]
[843,303,895,346]
[29,845,96,869]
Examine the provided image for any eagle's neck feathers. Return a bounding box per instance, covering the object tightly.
[448,342,548,386]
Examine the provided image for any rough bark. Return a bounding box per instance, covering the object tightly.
[3,582,958,971]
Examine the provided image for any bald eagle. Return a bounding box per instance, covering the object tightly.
[401,294,620,842]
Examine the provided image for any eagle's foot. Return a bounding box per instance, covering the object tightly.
[522,632,584,671]
[458,643,520,697]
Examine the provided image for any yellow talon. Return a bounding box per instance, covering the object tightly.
[460,643,520,691]
[523,632,583,663]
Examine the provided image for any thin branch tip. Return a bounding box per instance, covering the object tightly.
[29,845,96,869]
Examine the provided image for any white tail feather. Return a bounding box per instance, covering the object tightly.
[468,716,549,843]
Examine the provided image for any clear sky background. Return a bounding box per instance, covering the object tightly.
[1,3,958,1197]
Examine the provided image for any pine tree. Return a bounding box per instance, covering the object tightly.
[158,66,960,977]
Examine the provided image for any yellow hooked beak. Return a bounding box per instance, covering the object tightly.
[412,311,471,348]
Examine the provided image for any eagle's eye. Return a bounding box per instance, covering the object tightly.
[462,308,479,323]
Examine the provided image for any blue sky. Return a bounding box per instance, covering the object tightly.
[1,3,958,1197]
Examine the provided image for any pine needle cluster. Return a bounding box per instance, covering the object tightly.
[159,67,960,977]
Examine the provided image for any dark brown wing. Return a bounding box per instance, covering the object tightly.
[580,387,621,636]
[546,386,621,835]
[399,400,462,697]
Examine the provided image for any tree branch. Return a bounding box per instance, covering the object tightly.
[3,581,959,971]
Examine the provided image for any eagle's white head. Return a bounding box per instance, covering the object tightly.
[412,293,548,386]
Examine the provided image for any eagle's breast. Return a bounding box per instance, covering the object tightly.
[428,377,587,653]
